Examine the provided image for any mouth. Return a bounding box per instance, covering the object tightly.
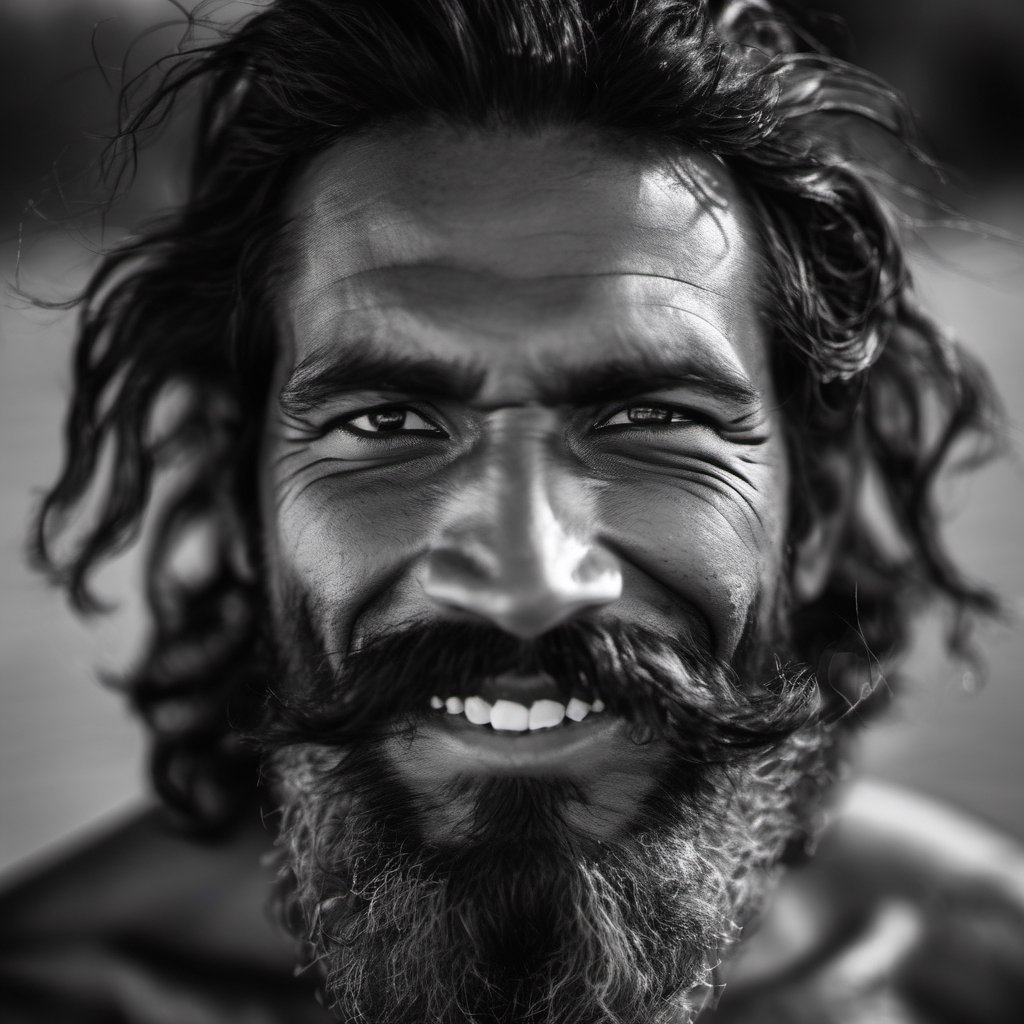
[429,672,606,733]
[388,673,640,777]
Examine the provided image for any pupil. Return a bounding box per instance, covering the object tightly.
[370,409,407,431]
[627,406,671,425]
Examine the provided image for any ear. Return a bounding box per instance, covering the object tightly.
[790,447,860,604]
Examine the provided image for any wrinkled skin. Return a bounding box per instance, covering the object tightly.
[259,126,838,1022]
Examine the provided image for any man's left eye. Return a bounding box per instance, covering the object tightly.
[595,404,693,429]
[341,406,445,436]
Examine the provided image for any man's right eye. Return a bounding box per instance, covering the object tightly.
[338,406,446,437]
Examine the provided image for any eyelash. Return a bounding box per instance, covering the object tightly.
[594,403,701,430]
[335,404,447,437]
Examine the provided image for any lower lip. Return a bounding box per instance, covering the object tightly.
[396,712,631,776]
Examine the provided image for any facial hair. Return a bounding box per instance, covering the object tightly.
[256,614,836,1024]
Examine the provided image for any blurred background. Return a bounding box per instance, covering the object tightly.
[1,0,1023,877]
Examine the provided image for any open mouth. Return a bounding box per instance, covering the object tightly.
[430,693,606,732]
[385,674,650,779]
[426,672,606,733]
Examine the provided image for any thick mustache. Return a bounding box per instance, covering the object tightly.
[253,619,821,763]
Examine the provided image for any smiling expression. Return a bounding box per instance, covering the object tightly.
[261,125,798,811]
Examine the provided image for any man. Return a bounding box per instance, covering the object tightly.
[2,1,1023,1021]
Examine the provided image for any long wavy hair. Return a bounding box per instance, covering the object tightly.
[31,0,1003,831]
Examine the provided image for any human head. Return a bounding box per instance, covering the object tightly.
[33,0,1000,1020]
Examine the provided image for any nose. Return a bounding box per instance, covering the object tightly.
[420,409,623,639]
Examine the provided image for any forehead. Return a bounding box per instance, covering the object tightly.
[280,126,768,393]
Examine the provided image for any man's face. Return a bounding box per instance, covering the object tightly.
[259,127,829,1023]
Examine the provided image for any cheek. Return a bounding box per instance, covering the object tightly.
[262,461,446,656]
[598,445,789,659]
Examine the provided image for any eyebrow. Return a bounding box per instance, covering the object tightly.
[279,338,488,415]
[278,338,761,416]
[535,352,762,409]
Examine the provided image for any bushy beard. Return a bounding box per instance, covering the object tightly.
[256,613,836,1024]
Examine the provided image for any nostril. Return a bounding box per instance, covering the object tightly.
[574,547,623,593]
[421,523,623,637]
[421,544,504,614]
[428,547,491,582]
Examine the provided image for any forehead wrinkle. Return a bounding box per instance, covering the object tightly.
[278,130,769,396]
[292,266,728,327]
[633,301,753,349]
[284,218,741,286]
[285,138,756,291]
[286,266,724,356]
[289,215,748,288]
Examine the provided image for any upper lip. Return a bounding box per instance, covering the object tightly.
[475,671,593,705]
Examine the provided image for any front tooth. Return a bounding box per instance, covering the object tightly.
[430,696,444,710]
[591,698,605,713]
[490,700,529,732]
[445,696,464,715]
[528,699,565,730]
[463,696,492,726]
[565,697,591,722]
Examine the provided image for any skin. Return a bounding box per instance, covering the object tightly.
[261,125,823,838]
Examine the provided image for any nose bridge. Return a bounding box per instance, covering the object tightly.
[487,408,577,576]
[421,407,622,637]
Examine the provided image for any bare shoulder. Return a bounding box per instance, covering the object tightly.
[716,778,1024,1023]
[0,807,329,1023]
[830,778,1024,896]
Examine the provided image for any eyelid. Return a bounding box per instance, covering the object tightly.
[593,399,706,430]
[330,402,448,437]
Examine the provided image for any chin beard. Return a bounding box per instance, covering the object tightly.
[257,616,837,1024]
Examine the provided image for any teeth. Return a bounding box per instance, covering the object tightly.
[528,699,565,730]
[463,696,492,726]
[432,694,605,728]
[565,697,591,722]
[490,699,530,731]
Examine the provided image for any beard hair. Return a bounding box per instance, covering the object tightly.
[268,731,831,1024]
[258,609,837,1024]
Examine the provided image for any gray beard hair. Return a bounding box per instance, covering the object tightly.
[265,719,834,1024]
